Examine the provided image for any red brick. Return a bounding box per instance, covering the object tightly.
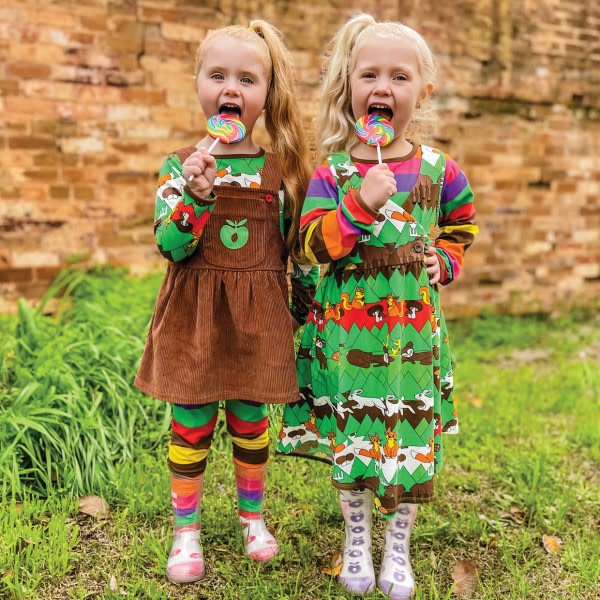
[6,61,52,79]
[34,266,63,283]
[0,79,21,94]
[50,186,70,199]
[8,137,56,150]
[0,267,34,283]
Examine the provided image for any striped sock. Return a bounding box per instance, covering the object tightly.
[170,473,204,530]
[226,400,278,562]
[166,403,218,583]
[169,403,218,528]
[233,458,267,519]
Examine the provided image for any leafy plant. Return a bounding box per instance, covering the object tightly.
[0,268,169,497]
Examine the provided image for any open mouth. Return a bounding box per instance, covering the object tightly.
[368,104,393,121]
[219,104,241,118]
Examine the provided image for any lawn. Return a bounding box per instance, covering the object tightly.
[1,268,598,599]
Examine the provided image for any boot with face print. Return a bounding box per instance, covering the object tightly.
[337,489,376,594]
[377,503,418,599]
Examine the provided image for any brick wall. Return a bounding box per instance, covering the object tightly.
[1,0,599,316]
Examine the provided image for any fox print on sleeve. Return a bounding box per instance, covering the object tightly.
[153,153,215,262]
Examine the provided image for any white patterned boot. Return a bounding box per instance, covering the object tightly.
[377,503,417,599]
[337,489,375,594]
[166,527,205,583]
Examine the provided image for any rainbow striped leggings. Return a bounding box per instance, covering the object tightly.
[168,400,269,520]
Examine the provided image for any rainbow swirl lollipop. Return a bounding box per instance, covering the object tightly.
[207,114,246,150]
[355,114,395,163]
[188,114,246,180]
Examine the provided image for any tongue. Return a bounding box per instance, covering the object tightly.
[220,108,240,118]
[370,108,392,120]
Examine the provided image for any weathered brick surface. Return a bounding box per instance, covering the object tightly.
[1,0,599,315]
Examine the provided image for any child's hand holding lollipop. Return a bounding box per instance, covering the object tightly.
[183,147,217,200]
[183,114,247,199]
[354,114,397,211]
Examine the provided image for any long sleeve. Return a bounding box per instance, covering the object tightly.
[282,204,320,325]
[300,161,379,265]
[289,260,319,325]
[434,156,478,285]
[153,153,215,262]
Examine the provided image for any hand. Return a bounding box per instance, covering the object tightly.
[183,148,217,199]
[359,163,396,211]
[424,245,441,284]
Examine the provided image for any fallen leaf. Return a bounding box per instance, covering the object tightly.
[542,534,563,555]
[321,552,343,576]
[17,538,35,552]
[109,575,118,592]
[452,559,479,597]
[477,513,499,527]
[499,503,526,521]
[78,495,110,518]
[2,567,14,582]
[14,503,23,513]
[509,503,526,515]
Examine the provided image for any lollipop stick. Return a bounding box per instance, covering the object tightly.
[207,137,219,153]
[188,138,220,181]
[376,143,382,164]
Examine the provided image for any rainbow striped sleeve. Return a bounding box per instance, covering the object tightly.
[300,161,377,264]
[435,156,478,285]
[153,154,215,262]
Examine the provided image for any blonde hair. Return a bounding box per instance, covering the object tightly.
[316,14,437,162]
[195,21,311,262]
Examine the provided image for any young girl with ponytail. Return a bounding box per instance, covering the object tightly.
[135,20,318,583]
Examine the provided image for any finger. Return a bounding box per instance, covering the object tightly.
[186,166,203,181]
[203,152,217,169]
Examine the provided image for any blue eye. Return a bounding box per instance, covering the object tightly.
[211,73,224,80]
[241,76,253,84]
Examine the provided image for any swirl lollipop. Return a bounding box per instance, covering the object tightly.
[355,114,395,163]
[188,114,246,180]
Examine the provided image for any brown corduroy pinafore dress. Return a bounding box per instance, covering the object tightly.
[135,151,298,406]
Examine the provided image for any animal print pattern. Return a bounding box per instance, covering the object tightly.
[277,147,473,514]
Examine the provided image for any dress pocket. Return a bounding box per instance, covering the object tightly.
[202,214,267,269]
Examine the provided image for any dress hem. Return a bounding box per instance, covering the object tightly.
[275,451,435,509]
[134,377,299,405]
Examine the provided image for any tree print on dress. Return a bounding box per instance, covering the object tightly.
[278,147,459,514]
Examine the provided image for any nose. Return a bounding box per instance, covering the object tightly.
[373,78,392,95]
[222,78,241,96]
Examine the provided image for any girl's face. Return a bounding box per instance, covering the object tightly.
[350,36,432,149]
[196,36,269,139]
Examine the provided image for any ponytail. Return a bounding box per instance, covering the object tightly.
[249,20,311,263]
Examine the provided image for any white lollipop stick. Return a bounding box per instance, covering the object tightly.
[207,137,219,154]
[376,143,382,164]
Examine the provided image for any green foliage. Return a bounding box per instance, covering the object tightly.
[0,268,598,598]
[0,268,169,497]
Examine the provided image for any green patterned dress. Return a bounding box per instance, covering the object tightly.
[277,145,477,514]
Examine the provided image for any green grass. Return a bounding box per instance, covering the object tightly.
[0,268,598,599]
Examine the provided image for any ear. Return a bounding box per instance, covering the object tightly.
[419,83,434,105]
